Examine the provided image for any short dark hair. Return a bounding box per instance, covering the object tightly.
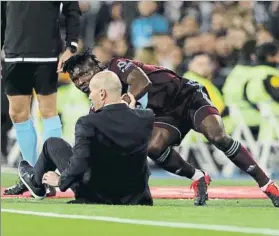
[63,49,101,75]
[192,52,216,63]
[242,39,257,61]
[256,42,279,62]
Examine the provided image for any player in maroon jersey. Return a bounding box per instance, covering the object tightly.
[63,51,279,207]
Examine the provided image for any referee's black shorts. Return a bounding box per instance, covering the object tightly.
[2,62,58,96]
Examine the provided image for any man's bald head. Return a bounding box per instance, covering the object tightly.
[89,71,123,110]
[90,71,122,95]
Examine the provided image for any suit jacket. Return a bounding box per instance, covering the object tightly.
[58,103,154,203]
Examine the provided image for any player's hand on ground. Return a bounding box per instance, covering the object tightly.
[57,49,74,73]
[121,92,136,109]
[42,171,60,187]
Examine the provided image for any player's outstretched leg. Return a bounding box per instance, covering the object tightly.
[148,126,211,206]
[198,114,279,207]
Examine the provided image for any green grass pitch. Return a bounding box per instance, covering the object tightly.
[1,172,279,236]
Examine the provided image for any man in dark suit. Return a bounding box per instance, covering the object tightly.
[17,71,155,205]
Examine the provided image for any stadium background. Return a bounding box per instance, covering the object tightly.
[1,1,279,179]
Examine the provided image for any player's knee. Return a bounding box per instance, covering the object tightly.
[37,94,58,118]
[200,114,230,146]
[148,127,173,159]
[39,106,57,119]
[9,109,30,123]
[207,130,230,148]
[8,103,30,123]
[148,142,165,159]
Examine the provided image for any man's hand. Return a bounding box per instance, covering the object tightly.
[57,49,74,73]
[121,93,131,104]
[42,171,60,187]
[121,92,136,109]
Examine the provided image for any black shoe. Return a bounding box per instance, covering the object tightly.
[190,172,211,206]
[18,160,46,199]
[3,180,28,195]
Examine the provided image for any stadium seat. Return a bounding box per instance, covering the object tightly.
[257,103,279,176]
[177,130,219,177]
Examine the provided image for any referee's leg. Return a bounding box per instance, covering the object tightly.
[3,62,38,166]
[34,62,62,143]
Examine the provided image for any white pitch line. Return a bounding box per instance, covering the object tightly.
[2,209,279,235]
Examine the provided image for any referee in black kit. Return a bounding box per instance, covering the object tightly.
[2,2,81,195]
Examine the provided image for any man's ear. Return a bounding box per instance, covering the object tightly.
[100,89,106,100]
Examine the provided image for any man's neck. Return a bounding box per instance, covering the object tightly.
[104,100,123,107]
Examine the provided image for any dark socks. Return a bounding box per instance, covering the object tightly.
[155,148,196,179]
[224,139,269,187]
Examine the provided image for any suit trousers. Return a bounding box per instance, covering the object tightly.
[33,137,153,205]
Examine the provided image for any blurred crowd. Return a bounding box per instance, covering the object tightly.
[2,1,279,164]
[73,1,279,89]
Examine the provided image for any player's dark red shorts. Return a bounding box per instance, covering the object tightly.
[153,79,219,145]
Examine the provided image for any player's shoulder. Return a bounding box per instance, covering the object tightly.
[106,57,136,74]
[108,57,132,66]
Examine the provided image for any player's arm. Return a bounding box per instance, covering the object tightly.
[126,67,152,100]
[61,1,81,50]
[115,59,152,100]
[58,117,93,192]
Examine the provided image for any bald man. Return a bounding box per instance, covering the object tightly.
[16,71,155,205]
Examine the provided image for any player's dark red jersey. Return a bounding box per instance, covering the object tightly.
[105,57,182,84]
[104,58,200,116]
[90,58,217,144]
